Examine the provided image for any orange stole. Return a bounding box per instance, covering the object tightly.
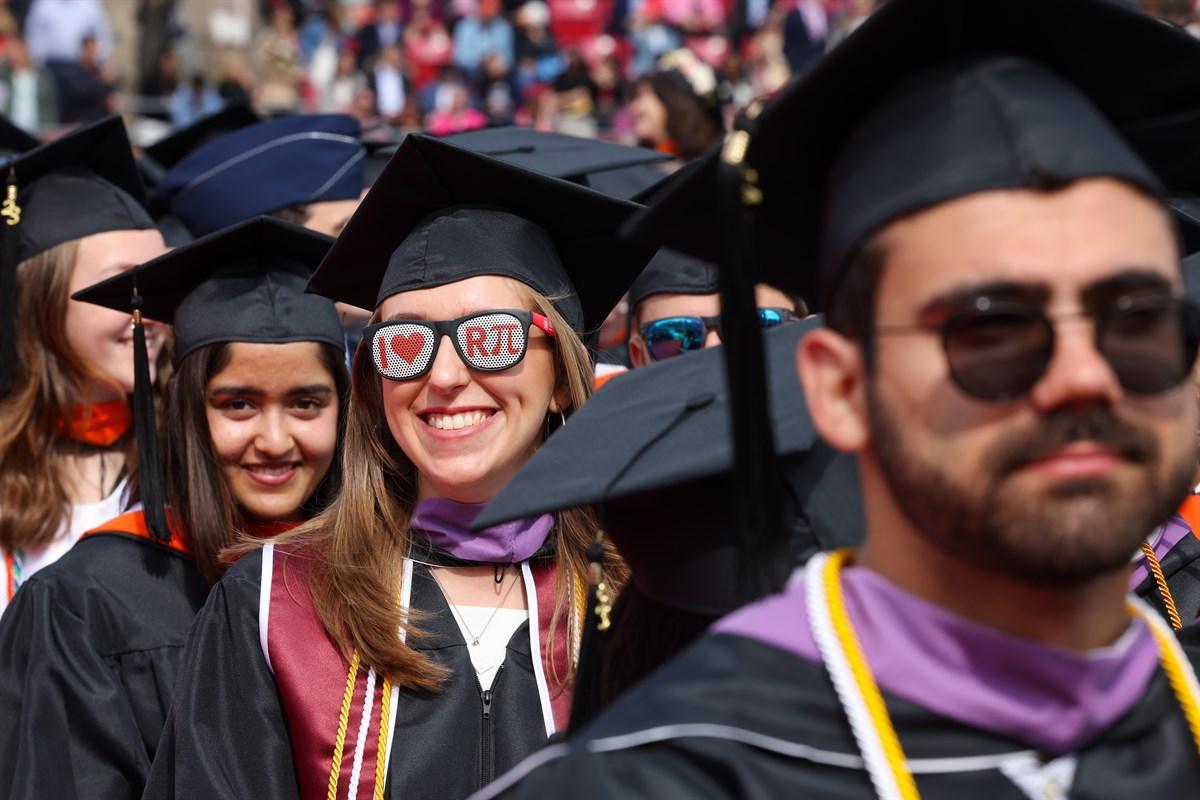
[81,510,190,556]
[1178,496,1200,540]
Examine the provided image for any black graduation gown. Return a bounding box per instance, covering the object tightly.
[1135,533,1200,625]
[144,548,553,799]
[485,630,1200,799]
[0,531,208,800]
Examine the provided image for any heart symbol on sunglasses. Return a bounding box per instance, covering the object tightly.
[390,331,427,364]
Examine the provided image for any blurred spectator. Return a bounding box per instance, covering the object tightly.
[50,32,114,123]
[253,0,304,112]
[0,36,57,131]
[513,0,561,92]
[661,0,724,35]
[590,52,625,129]
[630,51,721,161]
[0,0,19,39]
[138,46,179,98]
[24,0,113,65]
[216,50,255,106]
[371,43,408,123]
[626,0,682,76]
[480,51,516,123]
[169,72,223,126]
[404,1,452,88]
[425,79,486,132]
[728,0,772,48]
[781,0,828,75]
[355,0,404,69]
[552,48,596,135]
[322,46,368,111]
[453,0,514,80]
[302,6,344,100]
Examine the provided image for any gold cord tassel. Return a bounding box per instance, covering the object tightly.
[1141,542,1184,631]
[373,677,393,800]
[326,649,362,800]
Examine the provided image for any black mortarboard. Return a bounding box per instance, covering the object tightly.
[73,216,343,363]
[308,134,654,334]
[476,316,864,613]
[72,216,343,541]
[1172,197,1200,256]
[438,127,670,199]
[0,116,154,395]
[626,247,719,313]
[142,103,262,172]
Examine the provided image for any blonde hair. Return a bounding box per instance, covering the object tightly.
[272,285,624,691]
[0,240,139,551]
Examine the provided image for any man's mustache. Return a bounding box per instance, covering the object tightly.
[989,407,1157,475]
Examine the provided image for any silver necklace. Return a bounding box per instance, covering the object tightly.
[431,568,522,647]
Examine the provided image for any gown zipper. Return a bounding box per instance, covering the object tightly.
[480,664,505,788]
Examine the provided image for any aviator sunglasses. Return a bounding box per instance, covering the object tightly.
[364,309,557,381]
[875,294,1200,402]
[640,307,799,361]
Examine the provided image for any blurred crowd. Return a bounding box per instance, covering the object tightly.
[0,0,876,150]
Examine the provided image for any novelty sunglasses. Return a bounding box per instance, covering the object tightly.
[364,309,556,381]
[875,294,1200,402]
[640,307,799,361]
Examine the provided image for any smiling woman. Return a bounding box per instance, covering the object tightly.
[142,134,655,800]
[0,216,348,800]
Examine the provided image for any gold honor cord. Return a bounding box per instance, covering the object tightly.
[1140,541,1184,630]
[325,651,394,800]
[814,549,1200,800]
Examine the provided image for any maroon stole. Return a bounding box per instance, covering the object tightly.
[262,544,573,799]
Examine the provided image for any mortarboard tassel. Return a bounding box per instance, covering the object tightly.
[0,168,21,396]
[715,118,789,606]
[130,283,171,542]
[567,530,613,734]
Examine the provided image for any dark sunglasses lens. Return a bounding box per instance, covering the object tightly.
[454,312,528,371]
[644,318,707,361]
[372,323,436,380]
[758,308,787,328]
[944,310,1053,400]
[1100,299,1200,394]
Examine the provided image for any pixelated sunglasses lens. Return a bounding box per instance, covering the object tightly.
[645,318,706,361]
[372,324,436,380]
[454,313,528,371]
[758,308,787,327]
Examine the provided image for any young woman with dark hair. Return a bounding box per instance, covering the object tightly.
[143,135,652,799]
[0,218,348,800]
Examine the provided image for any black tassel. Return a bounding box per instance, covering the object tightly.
[567,532,612,734]
[0,168,21,396]
[715,123,787,606]
[130,287,170,542]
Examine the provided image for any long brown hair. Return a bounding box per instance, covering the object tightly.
[166,341,349,583]
[275,285,625,692]
[0,240,140,551]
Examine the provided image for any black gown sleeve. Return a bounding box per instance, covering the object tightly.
[142,555,300,799]
[0,577,150,800]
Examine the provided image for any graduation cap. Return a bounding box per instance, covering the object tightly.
[476,317,864,729]
[626,247,720,313]
[438,126,671,200]
[622,0,1200,630]
[308,133,655,335]
[154,113,367,238]
[72,216,343,540]
[1172,197,1200,256]
[0,115,154,396]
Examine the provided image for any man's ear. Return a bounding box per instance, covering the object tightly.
[796,328,870,453]
[627,334,649,368]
